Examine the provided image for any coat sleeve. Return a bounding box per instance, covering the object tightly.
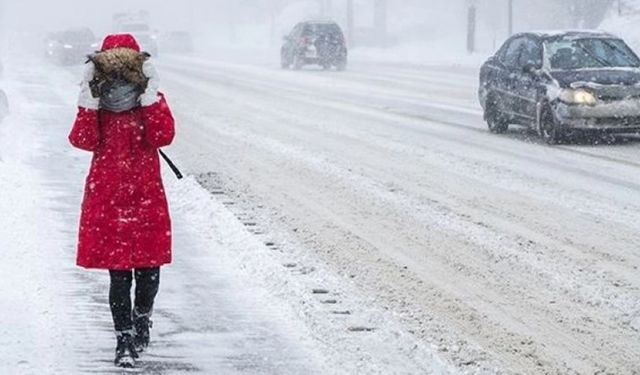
[69,107,100,152]
[69,62,101,152]
[141,92,175,148]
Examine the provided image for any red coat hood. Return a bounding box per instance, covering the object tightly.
[101,33,141,52]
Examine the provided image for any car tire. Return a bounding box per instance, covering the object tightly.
[281,57,290,69]
[281,49,291,69]
[539,104,564,145]
[293,55,304,70]
[485,93,509,134]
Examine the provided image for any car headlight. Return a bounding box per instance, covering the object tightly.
[63,44,74,49]
[560,89,597,106]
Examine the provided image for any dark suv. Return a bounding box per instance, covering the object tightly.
[479,31,640,143]
[281,20,348,71]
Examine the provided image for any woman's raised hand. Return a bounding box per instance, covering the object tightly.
[140,61,160,107]
[78,62,100,110]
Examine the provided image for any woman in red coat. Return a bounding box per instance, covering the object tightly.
[69,34,175,368]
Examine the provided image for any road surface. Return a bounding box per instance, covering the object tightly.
[159,54,640,374]
[1,50,639,374]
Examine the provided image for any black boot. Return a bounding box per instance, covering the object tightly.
[133,309,153,353]
[114,331,138,368]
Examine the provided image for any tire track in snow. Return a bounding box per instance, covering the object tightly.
[158,57,640,374]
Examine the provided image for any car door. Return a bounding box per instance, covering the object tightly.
[285,24,301,56]
[497,37,526,118]
[512,37,543,125]
[480,42,506,107]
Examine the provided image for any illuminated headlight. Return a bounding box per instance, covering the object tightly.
[63,44,74,49]
[560,89,597,106]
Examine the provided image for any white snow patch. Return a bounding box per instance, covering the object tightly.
[0,81,76,374]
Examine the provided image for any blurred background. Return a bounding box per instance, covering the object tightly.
[0,1,635,63]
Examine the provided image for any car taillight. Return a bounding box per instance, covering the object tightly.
[299,37,311,45]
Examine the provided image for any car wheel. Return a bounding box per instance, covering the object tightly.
[281,49,291,69]
[281,57,290,69]
[539,104,564,145]
[293,55,304,70]
[485,93,509,134]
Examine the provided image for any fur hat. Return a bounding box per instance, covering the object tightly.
[89,47,150,88]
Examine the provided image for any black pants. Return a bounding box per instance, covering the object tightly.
[109,268,160,332]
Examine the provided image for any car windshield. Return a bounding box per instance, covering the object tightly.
[303,23,342,38]
[546,38,640,70]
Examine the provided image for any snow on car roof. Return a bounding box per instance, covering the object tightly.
[523,30,618,40]
[304,19,339,25]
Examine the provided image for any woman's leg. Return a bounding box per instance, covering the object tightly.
[109,270,134,332]
[109,270,138,366]
[132,267,160,351]
[133,267,160,316]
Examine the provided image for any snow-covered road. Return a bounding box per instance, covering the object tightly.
[1,50,639,374]
[157,55,640,374]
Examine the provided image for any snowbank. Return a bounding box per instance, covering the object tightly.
[0,82,78,373]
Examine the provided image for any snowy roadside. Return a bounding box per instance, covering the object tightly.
[0,70,78,373]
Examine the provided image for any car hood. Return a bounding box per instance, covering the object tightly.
[550,69,640,99]
[550,69,640,88]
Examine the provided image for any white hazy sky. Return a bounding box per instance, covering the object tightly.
[3,0,208,34]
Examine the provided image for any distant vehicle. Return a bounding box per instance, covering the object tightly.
[46,28,98,65]
[159,31,194,54]
[281,20,348,71]
[479,31,640,144]
[0,88,8,122]
[113,12,159,56]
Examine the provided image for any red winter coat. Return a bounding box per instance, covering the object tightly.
[69,35,175,270]
[70,97,175,270]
